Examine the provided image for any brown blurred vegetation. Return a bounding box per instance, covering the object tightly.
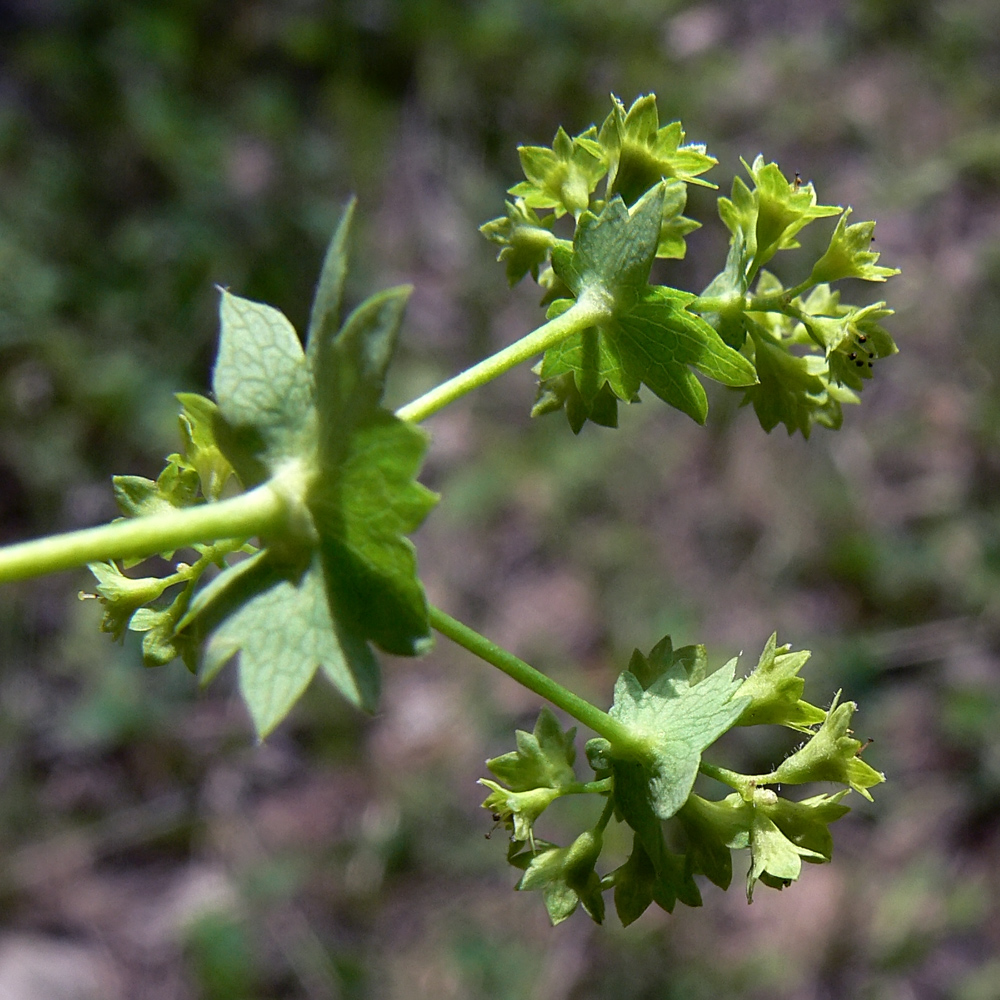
[3,1,1000,997]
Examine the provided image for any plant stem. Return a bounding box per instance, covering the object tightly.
[699,760,782,799]
[428,605,646,756]
[690,285,813,318]
[0,483,287,585]
[395,294,611,423]
[698,761,753,797]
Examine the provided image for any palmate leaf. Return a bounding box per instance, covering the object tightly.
[198,552,379,736]
[607,661,750,819]
[538,187,757,430]
[588,642,750,823]
[174,203,437,737]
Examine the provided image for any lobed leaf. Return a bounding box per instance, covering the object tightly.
[607,650,750,820]
[212,291,316,486]
[201,555,379,737]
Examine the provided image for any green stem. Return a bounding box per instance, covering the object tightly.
[428,605,646,756]
[565,778,614,796]
[699,760,781,799]
[0,483,287,585]
[698,761,753,797]
[395,294,611,423]
[594,794,616,834]
[690,285,813,319]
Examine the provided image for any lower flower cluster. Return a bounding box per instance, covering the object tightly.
[480,634,883,926]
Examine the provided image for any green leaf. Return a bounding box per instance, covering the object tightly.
[309,286,438,656]
[480,199,559,286]
[550,184,665,307]
[306,196,355,365]
[775,693,886,799]
[508,125,606,219]
[540,311,638,404]
[808,210,899,285]
[537,288,757,431]
[607,657,750,820]
[180,205,436,731]
[628,635,709,690]
[212,290,316,486]
[610,833,700,925]
[531,371,622,433]
[614,286,758,424]
[735,633,827,731]
[597,94,717,207]
[201,554,379,738]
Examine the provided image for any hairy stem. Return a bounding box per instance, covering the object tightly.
[0,483,287,585]
[396,294,612,423]
[428,605,646,756]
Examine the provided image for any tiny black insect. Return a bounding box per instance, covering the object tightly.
[849,352,857,360]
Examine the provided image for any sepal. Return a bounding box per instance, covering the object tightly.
[808,210,899,285]
[509,125,606,219]
[736,633,827,730]
[775,693,885,799]
[479,199,559,286]
[746,788,826,902]
[597,94,717,207]
[514,829,606,925]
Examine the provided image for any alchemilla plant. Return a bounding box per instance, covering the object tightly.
[0,95,893,926]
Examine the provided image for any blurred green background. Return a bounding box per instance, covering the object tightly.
[3,1,1000,997]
